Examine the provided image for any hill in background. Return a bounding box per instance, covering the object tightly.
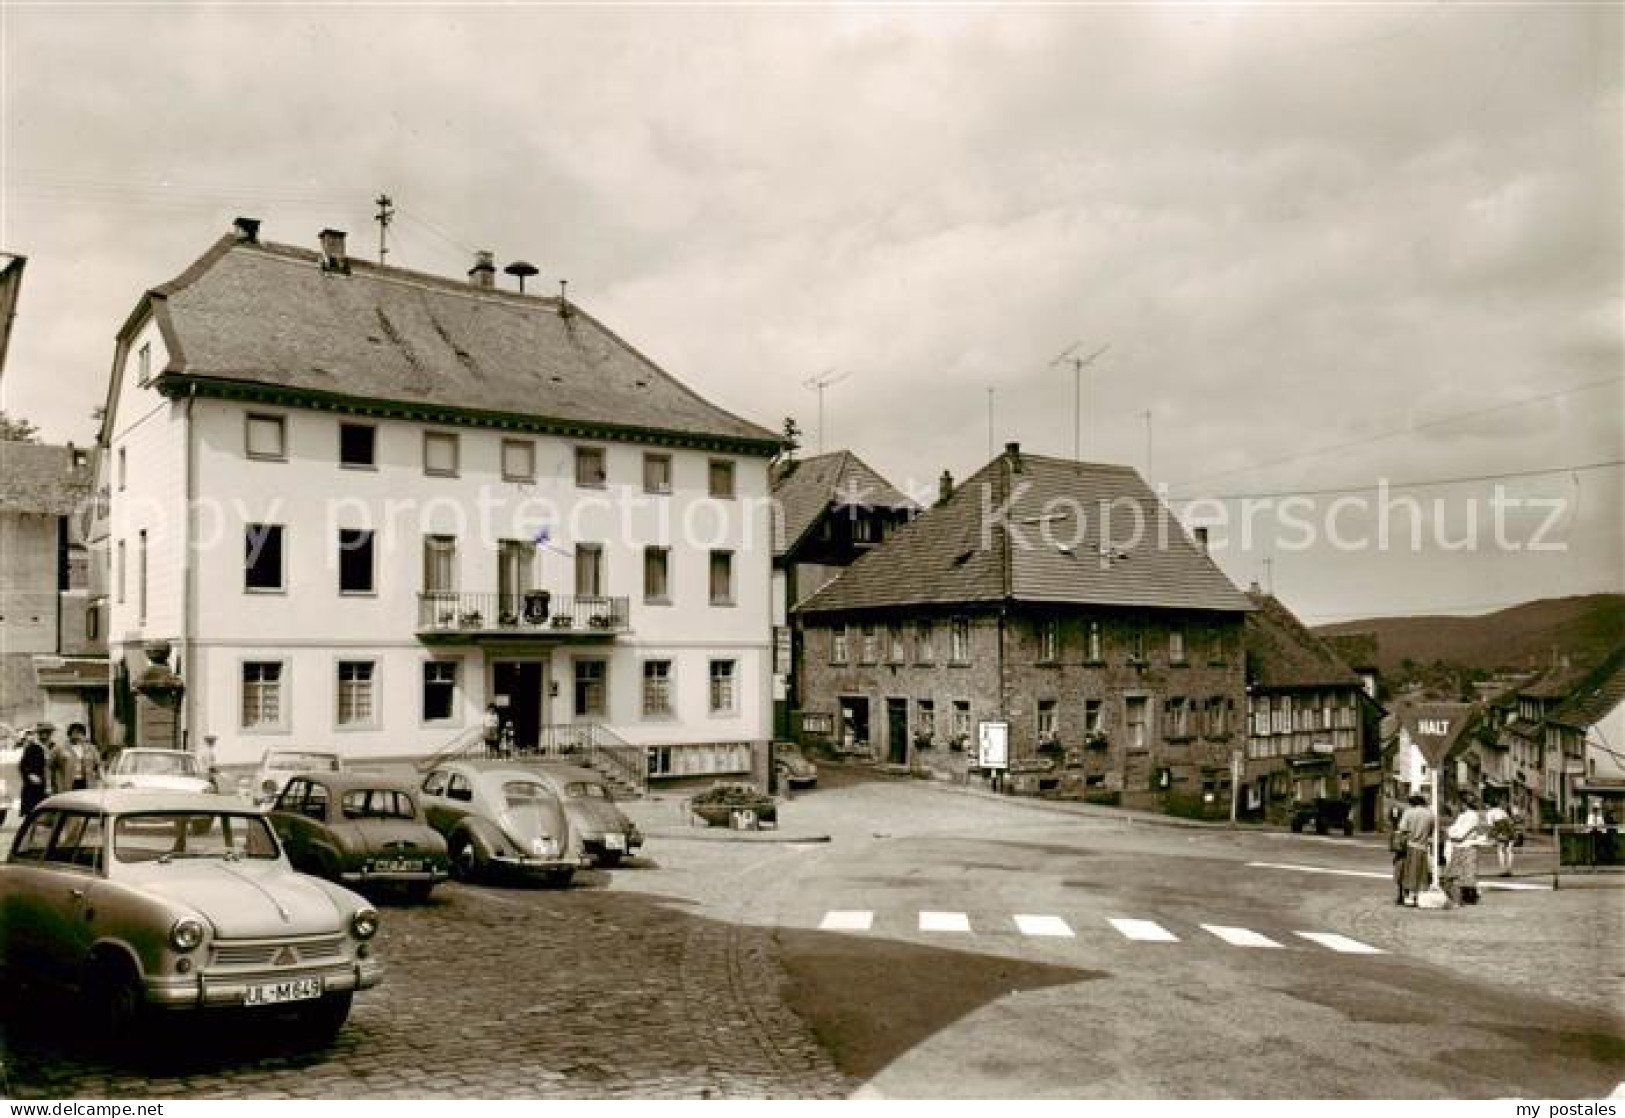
[1315,594,1625,687]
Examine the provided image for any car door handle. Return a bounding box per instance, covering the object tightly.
[69,888,85,900]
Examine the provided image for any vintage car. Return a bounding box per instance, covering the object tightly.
[253,749,345,807]
[418,762,583,886]
[1291,796,1356,836]
[775,743,818,789]
[0,790,381,1043]
[268,773,449,901]
[105,748,216,795]
[527,764,642,867]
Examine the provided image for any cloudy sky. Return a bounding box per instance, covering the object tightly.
[2,4,1619,626]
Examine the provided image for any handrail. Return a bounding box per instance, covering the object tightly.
[417,591,630,635]
[416,721,647,797]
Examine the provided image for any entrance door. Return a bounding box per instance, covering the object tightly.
[839,696,869,755]
[492,661,545,752]
[886,698,909,766]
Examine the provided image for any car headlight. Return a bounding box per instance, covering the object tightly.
[170,916,206,952]
[351,908,380,940]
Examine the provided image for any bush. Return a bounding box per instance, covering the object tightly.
[691,783,772,807]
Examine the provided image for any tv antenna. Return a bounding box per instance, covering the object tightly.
[373,193,394,265]
[1049,341,1110,460]
[802,369,852,454]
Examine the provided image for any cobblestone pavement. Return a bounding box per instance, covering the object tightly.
[0,843,852,1100]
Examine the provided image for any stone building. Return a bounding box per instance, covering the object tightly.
[793,442,1255,816]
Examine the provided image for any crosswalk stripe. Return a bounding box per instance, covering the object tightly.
[1201,924,1284,948]
[919,910,971,933]
[819,910,873,932]
[1013,914,1075,938]
[1108,917,1180,943]
[1294,931,1384,955]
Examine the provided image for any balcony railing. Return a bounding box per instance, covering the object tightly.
[417,591,630,638]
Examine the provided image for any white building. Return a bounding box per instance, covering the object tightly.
[100,221,779,783]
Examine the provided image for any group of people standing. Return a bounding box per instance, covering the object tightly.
[1392,792,1520,908]
[16,721,103,815]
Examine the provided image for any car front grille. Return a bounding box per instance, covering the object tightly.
[211,934,348,969]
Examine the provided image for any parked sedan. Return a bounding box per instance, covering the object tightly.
[269,774,449,901]
[418,763,583,887]
[527,764,642,867]
[105,748,215,795]
[0,790,382,1044]
[253,749,344,806]
[775,743,818,789]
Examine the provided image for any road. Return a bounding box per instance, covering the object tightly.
[2,767,1620,1099]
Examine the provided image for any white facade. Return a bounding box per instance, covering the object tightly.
[1585,701,1625,782]
[106,311,774,769]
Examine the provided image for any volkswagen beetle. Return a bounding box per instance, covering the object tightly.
[0,790,382,1044]
[526,763,643,867]
[268,773,449,901]
[418,762,583,886]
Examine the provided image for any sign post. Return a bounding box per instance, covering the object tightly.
[978,720,1009,792]
[1230,749,1243,826]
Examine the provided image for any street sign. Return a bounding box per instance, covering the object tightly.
[977,721,1009,770]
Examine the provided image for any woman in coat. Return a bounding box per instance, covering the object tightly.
[1393,793,1436,906]
[18,729,49,815]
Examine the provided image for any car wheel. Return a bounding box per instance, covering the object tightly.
[597,851,624,869]
[85,955,144,1048]
[403,881,436,903]
[448,834,482,882]
[1290,818,1304,833]
[545,869,574,888]
[299,991,353,1046]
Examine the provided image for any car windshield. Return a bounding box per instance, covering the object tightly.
[341,789,417,820]
[114,812,280,863]
[114,752,199,777]
[268,753,341,772]
[564,782,608,800]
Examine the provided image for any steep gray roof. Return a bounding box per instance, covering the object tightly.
[770,450,917,556]
[1245,592,1365,690]
[139,235,777,451]
[0,441,93,516]
[796,448,1254,615]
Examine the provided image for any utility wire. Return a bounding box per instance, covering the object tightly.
[1170,458,1624,503]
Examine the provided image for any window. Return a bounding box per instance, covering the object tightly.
[11,812,55,862]
[423,661,458,723]
[860,624,879,664]
[246,414,286,460]
[950,618,971,663]
[917,699,935,739]
[575,446,607,488]
[708,458,735,499]
[644,546,670,603]
[952,701,972,742]
[1170,627,1186,663]
[709,550,734,606]
[1038,619,1059,663]
[1125,696,1149,749]
[242,661,285,729]
[1038,700,1059,742]
[1128,627,1146,663]
[336,661,376,727]
[709,660,736,714]
[117,539,126,603]
[888,624,905,663]
[1087,621,1103,662]
[245,524,285,592]
[137,342,151,383]
[424,431,459,477]
[1207,697,1230,737]
[339,423,376,468]
[338,529,375,594]
[137,529,148,626]
[642,660,674,717]
[118,447,127,491]
[575,544,604,598]
[1167,697,1190,738]
[423,535,456,593]
[574,659,606,716]
[643,453,672,494]
[1208,627,1226,664]
[498,540,536,612]
[1084,699,1104,734]
[916,622,935,664]
[832,626,850,664]
[501,438,535,482]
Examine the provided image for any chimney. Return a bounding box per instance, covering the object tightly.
[318,229,348,273]
[232,217,261,243]
[938,470,954,505]
[1193,526,1209,555]
[1005,441,1023,473]
[469,250,496,289]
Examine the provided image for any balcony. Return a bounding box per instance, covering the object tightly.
[416,591,630,642]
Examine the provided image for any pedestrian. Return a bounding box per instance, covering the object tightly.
[482,703,504,757]
[1485,796,1517,877]
[199,733,220,791]
[1393,793,1435,906]
[18,728,49,815]
[1441,794,1487,906]
[47,722,102,793]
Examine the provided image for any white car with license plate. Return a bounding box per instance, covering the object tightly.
[105,748,216,795]
[0,790,382,1044]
